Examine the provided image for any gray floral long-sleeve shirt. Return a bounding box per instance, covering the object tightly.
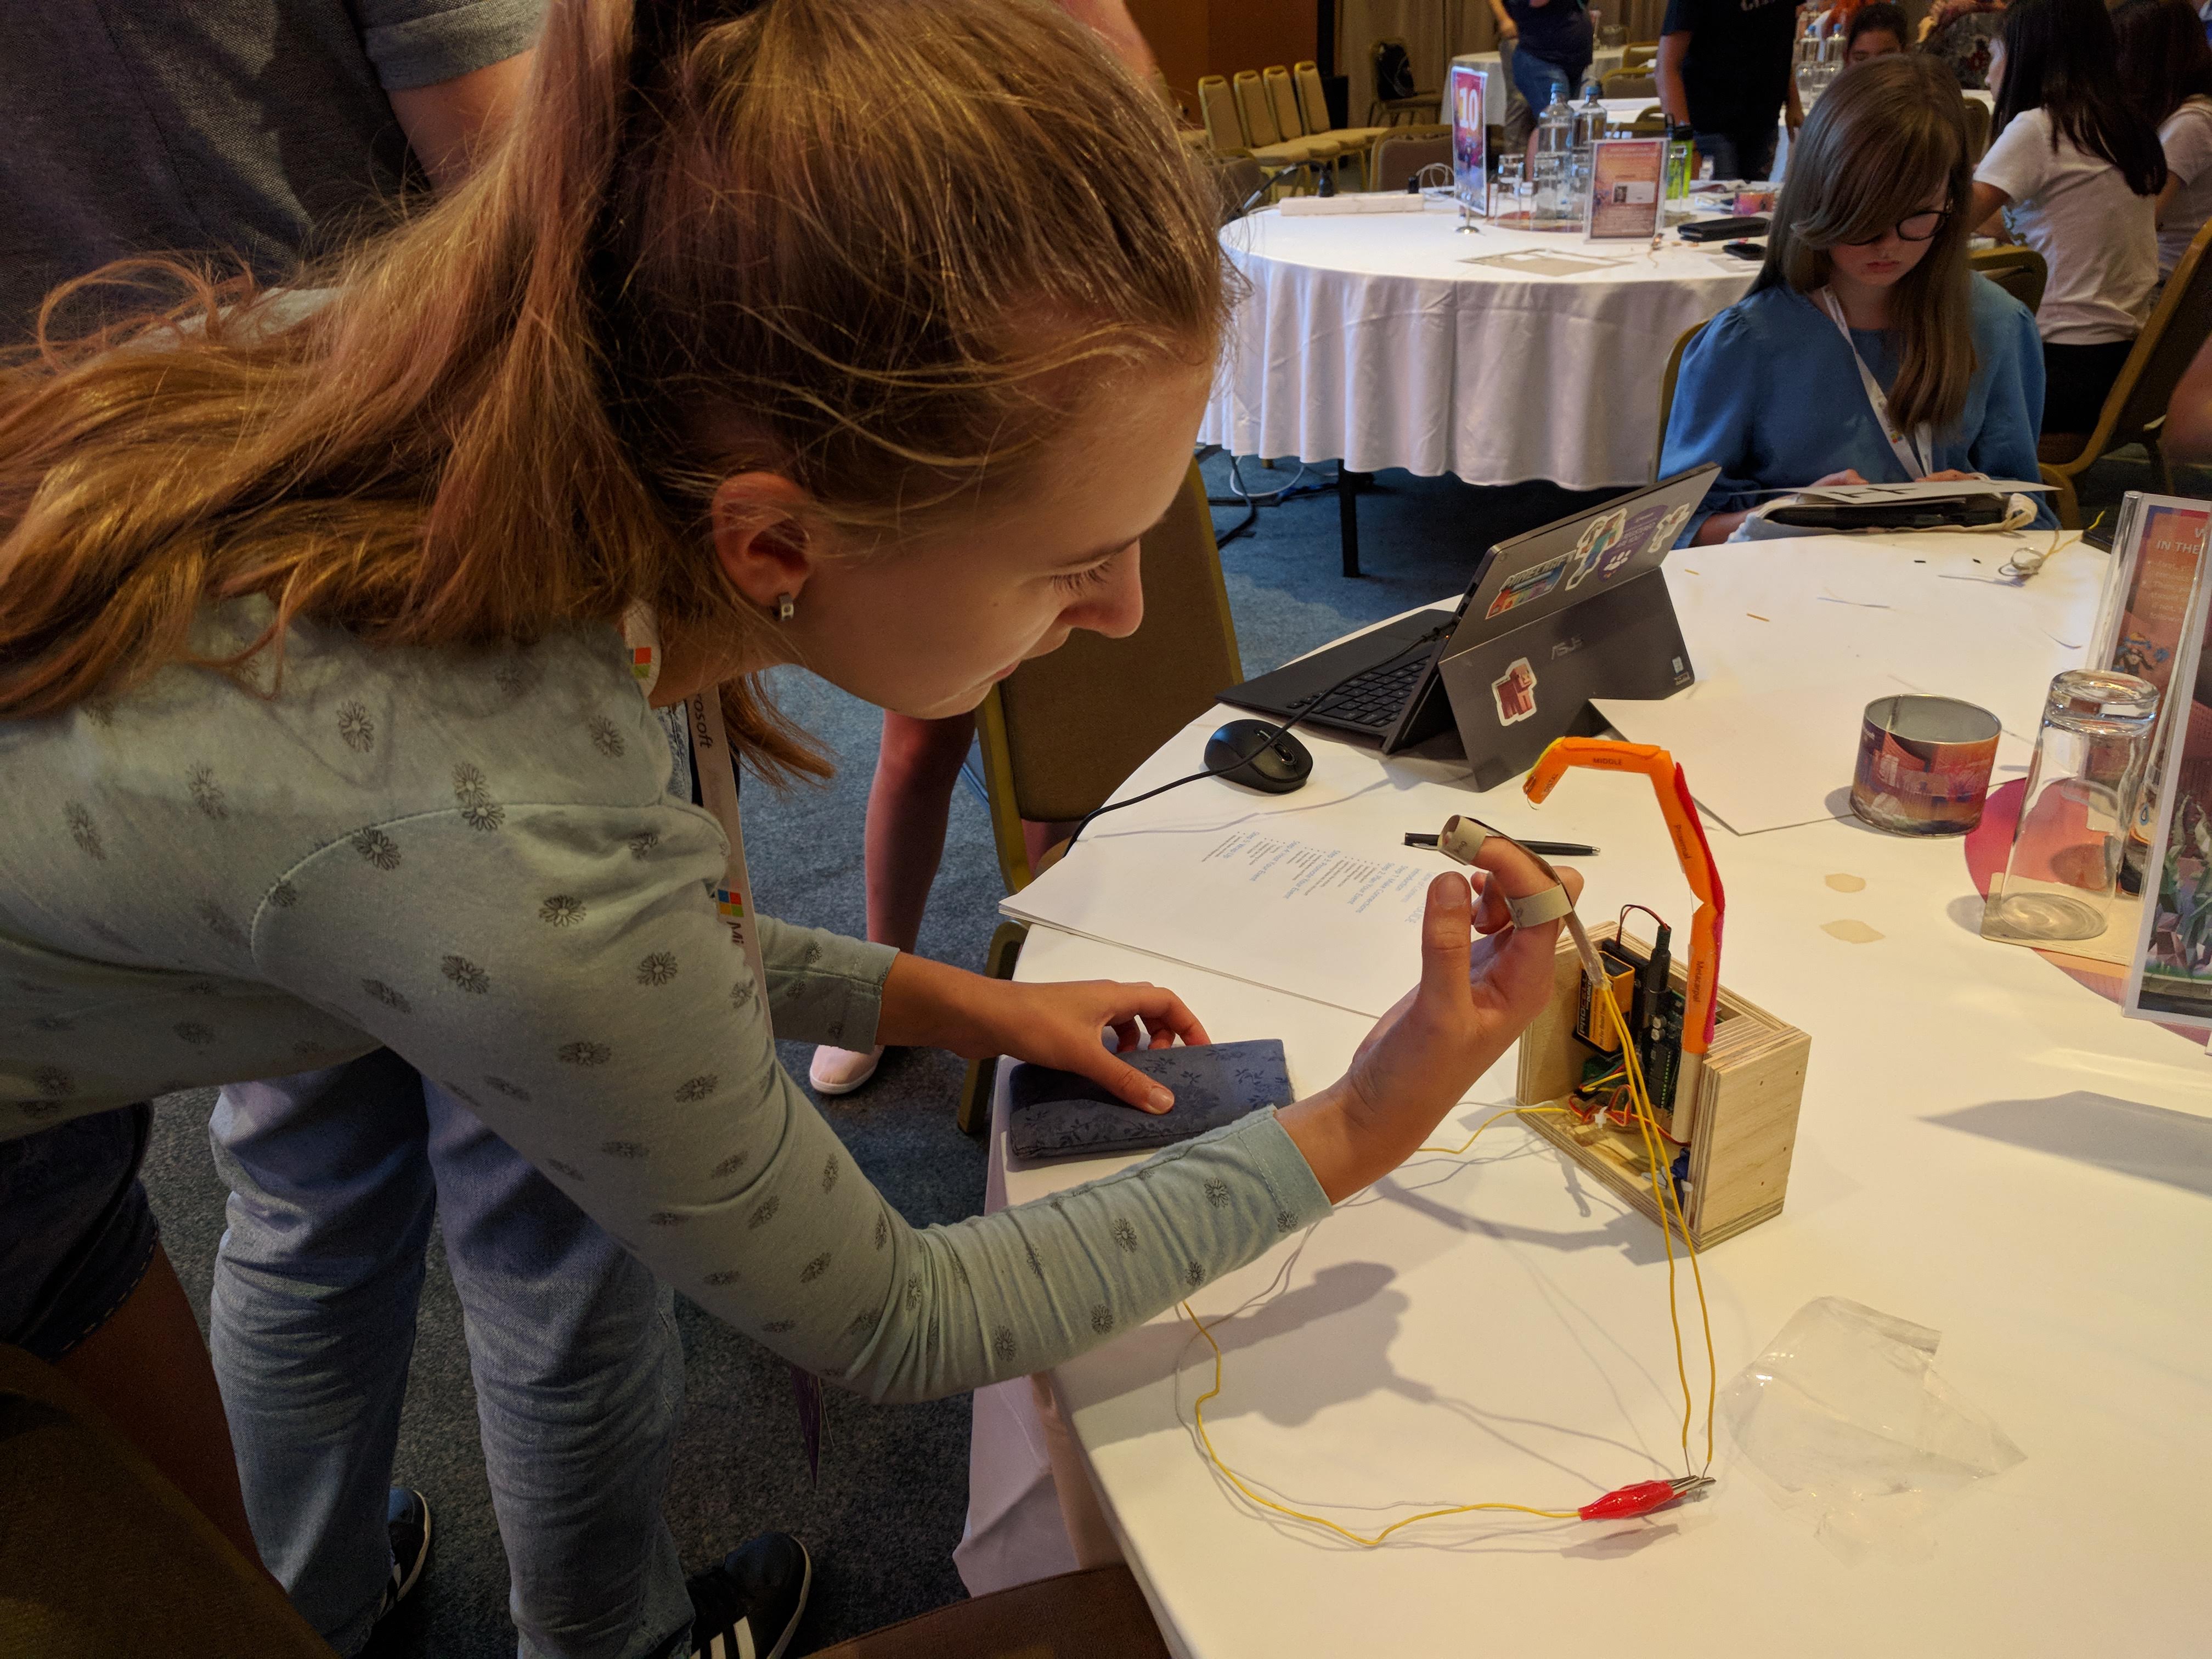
[0,599,1330,1401]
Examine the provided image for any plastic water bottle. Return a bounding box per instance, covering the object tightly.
[1570,80,1607,208]
[1664,121,1695,219]
[1534,84,1575,228]
[1793,27,1820,108]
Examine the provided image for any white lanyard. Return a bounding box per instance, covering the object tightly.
[1815,287,1932,480]
[620,607,772,1025]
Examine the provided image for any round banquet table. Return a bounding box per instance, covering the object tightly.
[971,531,2211,1655]
[1198,199,1758,492]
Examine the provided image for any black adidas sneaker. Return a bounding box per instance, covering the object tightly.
[374,1486,432,1623]
[686,1533,811,1659]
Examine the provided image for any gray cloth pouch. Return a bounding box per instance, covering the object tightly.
[1005,1039,1295,1163]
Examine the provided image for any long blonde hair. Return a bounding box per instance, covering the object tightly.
[0,0,1224,778]
[1754,54,1977,435]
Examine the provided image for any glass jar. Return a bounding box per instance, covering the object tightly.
[1982,670,2161,944]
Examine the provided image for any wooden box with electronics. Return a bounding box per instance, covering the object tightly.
[1514,921,1810,1249]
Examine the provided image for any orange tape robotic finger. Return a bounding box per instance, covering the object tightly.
[1522,737,1726,1064]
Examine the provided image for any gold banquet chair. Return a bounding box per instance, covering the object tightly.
[2038,219,2212,527]
[1369,36,1441,126]
[1652,317,1713,482]
[1289,60,1406,174]
[1601,67,1660,101]
[1961,95,1993,163]
[1197,74,1321,195]
[954,461,1243,1133]
[1235,69,1344,183]
[1263,65,1355,186]
[1968,245,2047,317]
[1372,131,1452,191]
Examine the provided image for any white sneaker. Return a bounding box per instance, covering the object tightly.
[807,1044,883,1096]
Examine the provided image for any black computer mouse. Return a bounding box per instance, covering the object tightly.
[1204,719,1313,794]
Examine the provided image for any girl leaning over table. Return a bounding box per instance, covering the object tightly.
[1660,53,2053,544]
[0,0,1580,1651]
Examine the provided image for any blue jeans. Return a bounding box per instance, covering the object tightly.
[1508,44,1585,121]
[0,1104,159,1361]
[1692,126,1780,183]
[208,1052,692,1659]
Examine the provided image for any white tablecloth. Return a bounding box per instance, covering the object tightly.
[973,532,2212,1654]
[1199,204,1757,489]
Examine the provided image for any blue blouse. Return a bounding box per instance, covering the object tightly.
[1659,276,2053,539]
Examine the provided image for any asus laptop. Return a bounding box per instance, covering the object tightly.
[1220,466,1716,783]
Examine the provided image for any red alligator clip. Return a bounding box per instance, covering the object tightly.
[1578,1474,1712,1521]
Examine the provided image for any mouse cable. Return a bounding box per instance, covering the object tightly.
[1062,624,1456,853]
[1176,979,1716,1546]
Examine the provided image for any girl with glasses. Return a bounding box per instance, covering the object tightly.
[1971,0,2166,433]
[1661,54,2051,544]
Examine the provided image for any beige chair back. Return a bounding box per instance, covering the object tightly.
[977,462,1241,891]
[1264,66,1307,139]
[1628,103,1668,136]
[2038,218,2212,523]
[1372,132,1451,191]
[1961,95,1992,162]
[1968,245,2048,317]
[1294,60,1334,136]
[1623,43,1661,69]
[1654,318,1713,482]
[1234,70,1285,147]
[1197,75,1245,153]
[1602,68,1659,100]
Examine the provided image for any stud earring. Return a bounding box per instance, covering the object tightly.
[775,593,795,623]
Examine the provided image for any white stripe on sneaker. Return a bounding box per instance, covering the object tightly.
[737,1621,757,1659]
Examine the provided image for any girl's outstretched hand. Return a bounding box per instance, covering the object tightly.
[1280,837,1581,1203]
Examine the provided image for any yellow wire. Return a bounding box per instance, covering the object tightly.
[1417,1102,1576,1155]
[1177,979,1718,1541]
[1595,981,1717,1476]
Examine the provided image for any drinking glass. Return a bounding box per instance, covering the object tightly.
[1493,152,1524,218]
[1982,670,2160,943]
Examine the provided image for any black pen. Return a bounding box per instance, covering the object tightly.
[1404,832,1599,856]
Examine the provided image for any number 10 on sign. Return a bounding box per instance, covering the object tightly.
[1450,61,1486,218]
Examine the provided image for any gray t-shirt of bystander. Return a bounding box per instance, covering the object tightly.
[0,0,543,341]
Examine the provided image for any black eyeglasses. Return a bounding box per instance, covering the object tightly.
[1839,208,1953,246]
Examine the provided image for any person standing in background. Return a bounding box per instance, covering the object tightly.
[1657,0,1804,182]
[1485,0,1595,128]
[0,4,538,1631]
[1,3,537,342]
[1971,0,2164,433]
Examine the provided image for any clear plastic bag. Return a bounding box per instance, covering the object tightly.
[1718,1296,2025,1561]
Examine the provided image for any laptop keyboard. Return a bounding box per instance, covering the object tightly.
[1290,656,1427,729]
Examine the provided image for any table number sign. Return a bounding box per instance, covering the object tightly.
[2091,493,2210,898]
[1585,137,1665,243]
[1449,58,1486,217]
